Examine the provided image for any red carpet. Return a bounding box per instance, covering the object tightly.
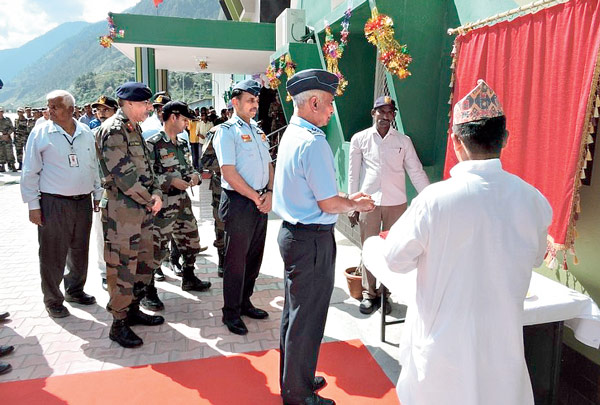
[0,339,399,404]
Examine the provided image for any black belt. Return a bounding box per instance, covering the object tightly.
[167,189,186,196]
[42,192,90,201]
[283,221,335,232]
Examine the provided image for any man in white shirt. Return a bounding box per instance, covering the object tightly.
[348,96,429,314]
[21,90,103,318]
[382,80,552,405]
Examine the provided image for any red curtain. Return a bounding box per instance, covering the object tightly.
[444,0,600,255]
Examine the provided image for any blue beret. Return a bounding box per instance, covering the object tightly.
[286,69,339,97]
[233,79,261,97]
[116,82,153,101]
[373,95,397,110]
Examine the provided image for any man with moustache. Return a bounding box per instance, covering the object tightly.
[273,69,376,405]
[348,96,429,315]
[97,82,163,348]
[21,90,102,318]
[213,79,273,336]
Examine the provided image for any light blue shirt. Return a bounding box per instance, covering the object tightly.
[272,115,338,225]
[213,114,271,190]
[21,119,103,210]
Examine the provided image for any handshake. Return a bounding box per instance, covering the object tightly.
[347,192,375,227]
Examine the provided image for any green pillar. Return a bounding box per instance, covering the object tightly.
[134,47,157,93]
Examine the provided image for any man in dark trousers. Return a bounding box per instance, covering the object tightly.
[273,69,375,405]
[213,79,274,336]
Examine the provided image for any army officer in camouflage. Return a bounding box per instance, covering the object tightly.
[14,108,31,170]
[146,101,211,300]
[97,82,164,348]
[0,107,16,172]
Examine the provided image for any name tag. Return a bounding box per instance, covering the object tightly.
[129,141,142,146]
[261,133,267,142]
[241,134,252,142]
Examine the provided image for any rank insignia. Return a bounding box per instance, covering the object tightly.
[163,152,175,159]
[261,133,267,142]
[126,122,134,132]
[241,134,252,142]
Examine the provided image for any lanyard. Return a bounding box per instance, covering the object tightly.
[62,133,76,152]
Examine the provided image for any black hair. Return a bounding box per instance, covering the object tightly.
[162,109,177,121]
[453,115,507,155]
[231,89,244,99]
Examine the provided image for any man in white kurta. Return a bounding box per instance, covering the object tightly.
[382,80,552,405]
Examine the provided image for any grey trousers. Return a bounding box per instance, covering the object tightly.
[359,204,406,299]
[38,193,93,307]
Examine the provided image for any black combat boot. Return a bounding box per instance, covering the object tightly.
[109,319,143,348]
[140,279,164,311]
[127,305,164,326]
[217,249,224,278]
[181,265,211,292]
[17,162,22,171]
[8,163,16,172]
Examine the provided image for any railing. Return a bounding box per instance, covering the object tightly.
[266,124,288,164]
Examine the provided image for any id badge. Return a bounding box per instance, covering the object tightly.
[68,153,79,167]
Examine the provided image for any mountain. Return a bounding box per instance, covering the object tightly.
[0,21,90,82]
[0,0,221,109]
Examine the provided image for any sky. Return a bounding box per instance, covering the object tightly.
[0,0,141,50]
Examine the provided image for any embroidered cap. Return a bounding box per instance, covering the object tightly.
[453,79,504,125]
[373,95,397,110]
[152,91,171,107]
[91,95,118,111]
[286,69,339,97]
[116,82,153,102]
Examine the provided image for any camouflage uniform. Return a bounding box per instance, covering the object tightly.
[146,131,201,268]
[13,116,30,163]
[201,128,225,270]
[0,116,16,169]
[97,109,162,320]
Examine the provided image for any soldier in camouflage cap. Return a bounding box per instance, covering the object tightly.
[201,124,225,277]
[0,107,16,172]
[146,101,211,310]
[97,82,164,348]
[13,108,29,170]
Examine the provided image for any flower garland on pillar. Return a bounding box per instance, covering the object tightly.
[99,14,125,48]
[364,7,412,80]
[265,53,297,101]
[322,8,352,96]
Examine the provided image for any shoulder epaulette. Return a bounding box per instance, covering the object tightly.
[146,133,162,144]
[220,122,233,129]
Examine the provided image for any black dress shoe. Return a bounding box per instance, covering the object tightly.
[0,345,14,357]
[181,277,211,292]
[217,267,224,278]
[359,298,379,315]
[313,376,326,391]
[154,268,165,282]
[46,304,70,318]
[109,319,143,348]
[284,394,336,405]
[0,312,9,321]
[65,292,96,305]
[102,278,108,291]
[0,362,12,375]
[127,310,164,326]
[241,305,269,319]
[222,316,248,335]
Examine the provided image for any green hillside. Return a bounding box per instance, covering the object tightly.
[0,0,221,109]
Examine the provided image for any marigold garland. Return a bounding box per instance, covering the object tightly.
[364,7,412,80]
[265,53,297,101]
[99,14,125,49]
[322,8,352,96]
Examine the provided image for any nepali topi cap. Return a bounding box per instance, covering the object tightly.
[286,69,339,97]
[92,95,118,110]
[162,101,195,120]
[233,79,262,97]
[116,82,153,102]
[453,79,504,125]
[373,95,397,110]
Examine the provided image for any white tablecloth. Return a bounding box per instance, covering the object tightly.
[362,236,600,349]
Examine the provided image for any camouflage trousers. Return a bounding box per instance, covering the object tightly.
[154,191,201,269]
[0,140,15,164]
[102,192,155,320]
[13,135,27,163]
[211,188,225,252]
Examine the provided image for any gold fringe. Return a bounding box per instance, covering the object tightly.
[576,199,581,213]
[596,94,600,106]
[587,149,593,160]
[573,255,580,265]
[595,107,599,118]
[588,134,595,144]
[589,122,595,133]
[580,169,586,180]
